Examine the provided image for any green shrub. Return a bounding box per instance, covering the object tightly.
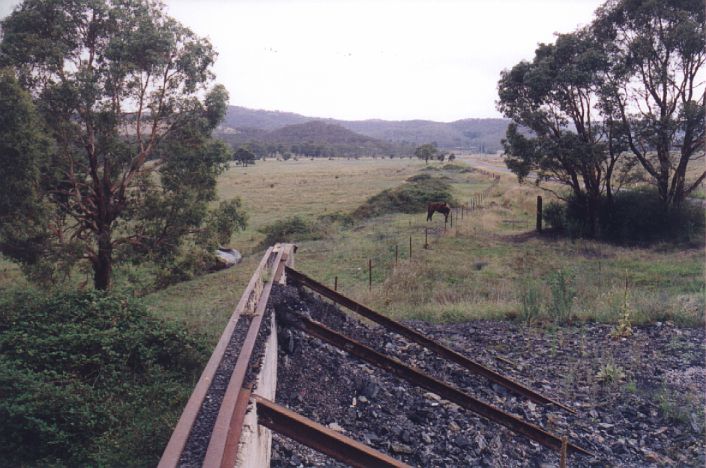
[442,163,466,171]
[543,201,566,230]
[547,269,575,323]
[519,277,542,325]
[258,216,324,247]
[556,189,704,243]
[352,177,453,219]
[0,290,208,467]
[406,173,433,182]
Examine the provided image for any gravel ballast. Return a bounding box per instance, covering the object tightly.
[269,284,705,467]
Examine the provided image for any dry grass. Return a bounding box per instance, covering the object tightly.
[2,156,702,343]
[154,157,703,339]
[218,157,426,252]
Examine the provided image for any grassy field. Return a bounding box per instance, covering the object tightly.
[142,156,704,344]
[1,156,701,345]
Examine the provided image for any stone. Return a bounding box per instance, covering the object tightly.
[455,435,472,449]
[391,443,414,454]
[475,433,488,451]
[327,422,344,432]
[400,429,412,444]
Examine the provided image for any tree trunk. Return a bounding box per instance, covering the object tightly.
[94,229,113,290]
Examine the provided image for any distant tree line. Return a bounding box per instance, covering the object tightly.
[498,0,704,240]
[221,138,415,159]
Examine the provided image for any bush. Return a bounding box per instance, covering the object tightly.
[543,201,566,230]
[258,216,324,247]
[519,277,542,325]
[352,177,454,219]
[547,269,575,323]
[598,189,704,243]
[0,290,208,466]
[406,173,433,182]
[548,189,704,244]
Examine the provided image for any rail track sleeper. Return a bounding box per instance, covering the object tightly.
[285,266,574,413]
[254,394,411,468]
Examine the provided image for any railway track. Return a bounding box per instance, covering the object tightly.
[158,243,595,467]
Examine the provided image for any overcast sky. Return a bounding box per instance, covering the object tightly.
[1,0,605,121]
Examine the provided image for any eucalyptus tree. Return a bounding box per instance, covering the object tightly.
[498,30,618,235]
[415,143,438,164]
[0,0,245,289]
[233,147,256,166]
[593,0,705,208]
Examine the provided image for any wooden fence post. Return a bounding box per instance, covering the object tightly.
[334,276,338,291]
[536,195,543,233]
[409,235,412,259]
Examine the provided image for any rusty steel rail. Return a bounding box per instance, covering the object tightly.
[297,317,594,458]
[254,394,410,468]
[285,266,574,413]
[202,246,288,468]
[158,246,275,468]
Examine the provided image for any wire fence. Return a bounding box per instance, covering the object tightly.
[331,173,501,292]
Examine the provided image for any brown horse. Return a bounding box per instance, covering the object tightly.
[427,202,450,222]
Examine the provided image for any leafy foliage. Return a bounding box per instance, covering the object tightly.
[233,147,256,166]
[0,290,208,466]
[499,0,705,234]
[519,277,542,325]
[0,0,244,289]
[547,269,575,323]
[543,201,567,231]
[498,30,618,236]
[546,189,704,243]
[0,69,54,281]
[593,0,705,207]
[414,143,438,164]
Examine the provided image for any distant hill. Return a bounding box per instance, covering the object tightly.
[222,107,310,131]
[218,106,510,155]
[217,120,397,158]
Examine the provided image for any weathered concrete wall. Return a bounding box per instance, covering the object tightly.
[234,308,278,468]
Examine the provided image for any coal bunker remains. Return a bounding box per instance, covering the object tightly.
[179,315,253,467]
[178,307,274,468]
[269,283,705,467]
